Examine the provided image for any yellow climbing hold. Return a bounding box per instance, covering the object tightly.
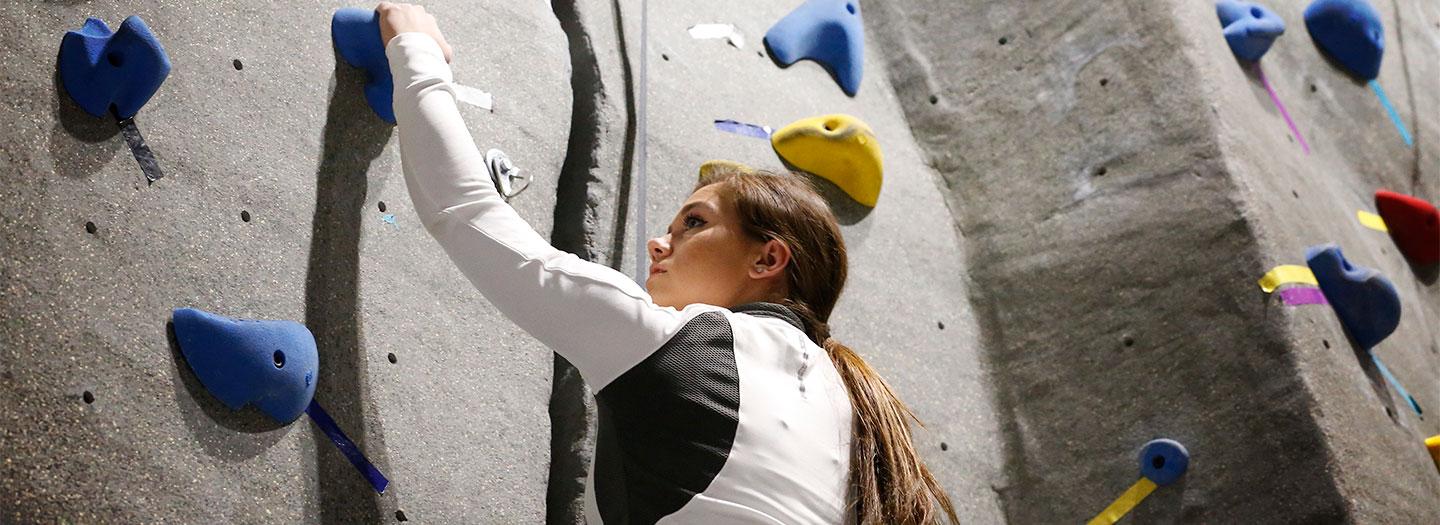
[698,159,759,180]
[1357,210,1389,232]
[771,114,884,207]
[1427,435,1440,472]
[1087,477,1158,525]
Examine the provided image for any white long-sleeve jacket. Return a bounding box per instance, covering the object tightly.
[387,32,853,524]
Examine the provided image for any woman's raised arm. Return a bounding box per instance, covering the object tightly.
[384,19,711,390]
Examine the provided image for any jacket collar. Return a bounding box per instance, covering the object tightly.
[731,302,805,332]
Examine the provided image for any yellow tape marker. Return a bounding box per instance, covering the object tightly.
[1258,265,1318,293]
[1087,477,1158,525]
[1357,210,1388,232]
[1426,435,1440,472]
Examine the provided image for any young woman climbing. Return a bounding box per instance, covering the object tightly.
[376,3,957,523]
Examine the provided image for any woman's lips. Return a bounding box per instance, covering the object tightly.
[649,265,666,276]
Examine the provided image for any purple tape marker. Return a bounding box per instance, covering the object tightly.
[714,119,772,139]
[1278,287,1327,306]
[1255,64,1310,155]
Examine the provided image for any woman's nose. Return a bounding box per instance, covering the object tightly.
[648,235,671,262]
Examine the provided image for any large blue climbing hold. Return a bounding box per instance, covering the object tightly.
[764,0,865,97]
[1305,244,1400,350]
[1216,0,1286,62]
[172,308,319,424]
[1138,439,1190,487]
[57,16,171,119]
[332,7,395,123]
[1304,0,1384,80]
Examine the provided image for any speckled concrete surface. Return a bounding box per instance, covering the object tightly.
[869,0,1439,522]
[5,0,1438,523]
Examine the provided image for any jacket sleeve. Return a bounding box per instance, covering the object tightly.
[385,32,714,389]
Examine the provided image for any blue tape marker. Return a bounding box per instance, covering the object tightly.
[1369,80,1412,147]
[1370,353,1422,415]
[306,399,389,493]
[381,213,397,227]
[714,119,773,139]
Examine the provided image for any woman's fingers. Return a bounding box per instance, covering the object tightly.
[377,2,453,63]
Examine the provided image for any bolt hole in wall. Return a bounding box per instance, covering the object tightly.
[998,36,1008,45]
[937,320,945,330]
[82,391,95,404]
[240,210,251,222]
[929,94,939,105]
[395,510,408,522]
[1095,166,1108,177]
[232,59,243,71]
[1100,78,1109,87]
[661,53,670,61]
[940,442,949,451]
[378,201,387,213]
[1310,84,1317,93]
[1292,190,1300,199]
[387,353,397,364]
[1122,335,1135,347]
[84,221,97,234]
[1322,339,1330,349]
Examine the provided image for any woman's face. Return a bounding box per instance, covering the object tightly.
[646,184,785,309]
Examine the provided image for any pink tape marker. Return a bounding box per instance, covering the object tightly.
[1255,64,1310,155]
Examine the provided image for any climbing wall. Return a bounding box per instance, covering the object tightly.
[3,0,1438,523]
[868,0,1440,522]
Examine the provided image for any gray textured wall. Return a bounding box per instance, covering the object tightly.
[3,0,1438,523]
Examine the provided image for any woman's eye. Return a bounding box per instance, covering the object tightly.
[683,215,706,228]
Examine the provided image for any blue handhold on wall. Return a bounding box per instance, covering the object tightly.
[1305,244,1400,350]
[332,8,395,123]
[1304,0,1384,80]
[1216,0,1286,62]
[58,16,171,119]
[764,0,865,97]
[1138,439,1190,486]
[172,308,319,424]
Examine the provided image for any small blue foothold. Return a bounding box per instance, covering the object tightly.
[172,308,319,424]
[1304,0,1384,80]
[1138,439,1190,486]
[1216,0,1286,62]
[763,0,865,97]
[58,16,172,119]
[332,8,395,123]
[1305,244,1400,350]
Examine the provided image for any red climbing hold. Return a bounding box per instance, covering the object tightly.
[1375,190,1439,266]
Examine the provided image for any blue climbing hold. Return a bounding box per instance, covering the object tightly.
[1138,439,1190,486]
[1216,0,1286,62]
[57,16,171,119]
[764,0,865,97]
[172,308,319,424]
[1305,244,1400,350]
[332,7,395,123]
[1304,0,1384,80]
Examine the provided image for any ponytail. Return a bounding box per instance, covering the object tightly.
[823,337,957,524]
[696,165,957,524]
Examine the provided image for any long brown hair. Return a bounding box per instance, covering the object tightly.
[696,162,958,525]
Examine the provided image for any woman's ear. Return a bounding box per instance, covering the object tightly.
[749,239,792,279]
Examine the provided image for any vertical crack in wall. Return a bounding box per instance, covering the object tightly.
[606,0,640,271]
[1387,0,1423,190]
[547,0,611,522]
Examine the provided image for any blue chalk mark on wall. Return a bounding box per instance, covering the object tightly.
[1216,0,1286,62]
[1370,353,1423,415]
[58,16,171,119]
[332,8,395,123]
[764,0,865,96]
[306,399,391,494]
